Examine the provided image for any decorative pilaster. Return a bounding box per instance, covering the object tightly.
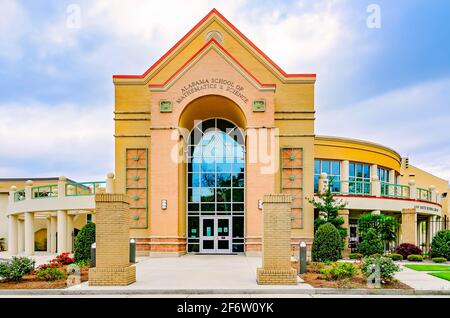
[256,194,297,285]
[89,193,136,286]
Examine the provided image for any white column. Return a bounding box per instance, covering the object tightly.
[66,214,74,253]
[50,216,57,253]
[371,175,381,197]
[341,160,349,193]
[106,172,115,193]
[24,212,35,256]
[57,210,67,253]
[318,173,328,194]
[7,214,18,255]
[370,164,378,179]
[18,219,24,254]
[46,217,51,252]
[388,169,396,195]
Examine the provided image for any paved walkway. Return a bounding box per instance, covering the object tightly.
[69,255,313,292]
[396,263,450,291]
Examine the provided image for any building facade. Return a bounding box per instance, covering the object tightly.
[3,9,449,257]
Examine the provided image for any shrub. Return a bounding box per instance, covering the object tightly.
[320,262,358,281]
[361,256,400,283]
[432,257,447,263]
[431,257,447,263]
[395,243,422,260]
[430,230,450,260]
[36,268,66,281]
[358,229,384,256]
[312,223,342,262]
[307,262,326,273]
[369,253,383,258]
[388,253,403,261]
[0,257,35,282]
[349,253,363,260]
[407,254,424,262]
[74,259,90,268]
[53,252,75,265]
[74,222,95,261]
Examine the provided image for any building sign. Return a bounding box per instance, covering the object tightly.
[175,78,248,104]
[414,205,440,214]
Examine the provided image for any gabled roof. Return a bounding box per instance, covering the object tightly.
[148,38,276,91]
[113,8,316,84]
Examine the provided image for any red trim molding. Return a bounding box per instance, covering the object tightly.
[148,38,276,89]
[113,8,316,80]
[334,194,443,208]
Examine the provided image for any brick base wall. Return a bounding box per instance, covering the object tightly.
[89,266,136,286]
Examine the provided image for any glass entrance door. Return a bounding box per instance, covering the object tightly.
[200,217,232,253]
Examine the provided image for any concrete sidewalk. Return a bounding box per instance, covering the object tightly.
[395,264,450,291]
[68,254,313,292]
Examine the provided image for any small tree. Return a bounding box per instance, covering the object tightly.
[358,228,384,256]
[357,213,399,252]
[312,223,342,262]
[309,180,348,249]
[74,222,96,261]
[430,230,450,260]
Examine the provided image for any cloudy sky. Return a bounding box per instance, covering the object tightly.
[0,0,449,183]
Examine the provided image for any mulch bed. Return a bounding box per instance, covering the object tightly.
[302,272,412,289]
[0,266,89,289]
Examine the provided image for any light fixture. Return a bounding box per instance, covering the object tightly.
[258,199,263,210]
[161,199,167,210]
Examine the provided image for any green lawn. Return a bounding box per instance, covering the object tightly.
[404,264,450,271]
[429,272,450,281]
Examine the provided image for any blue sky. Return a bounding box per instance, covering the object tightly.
[0,0,449,183]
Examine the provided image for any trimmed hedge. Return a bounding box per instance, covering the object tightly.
[74,222,96,261]
[430,230,450,260]
[407,254,424,262]
[388,253,404,261]
[312,223,342,262]
[432,257,447,263]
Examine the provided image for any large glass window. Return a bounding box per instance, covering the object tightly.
[349,162,371,195]
[314,159,341,192]
[187,119,245,253]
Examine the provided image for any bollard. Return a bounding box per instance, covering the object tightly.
[90,242,96,267]
[298,241,307,274]
[129,239,136,263]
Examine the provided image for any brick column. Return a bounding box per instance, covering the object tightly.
[338,209,350,258]
[89,193,136,286]
[401,208,417,245]
[256,194,297,285]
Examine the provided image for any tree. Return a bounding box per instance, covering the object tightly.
[358,228,384,256]
[312,223,342,262]
[309,180,348,249]
[357,213,399,252]
[74,222,96,261]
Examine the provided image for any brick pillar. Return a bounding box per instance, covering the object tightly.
[338,209,350,258]
[89,193,136,286]
[401,208,417,245]
[256,194,297,285]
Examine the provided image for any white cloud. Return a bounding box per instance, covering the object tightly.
[316,77,450,181]
[0,101,113,181]
[0,0,29,61]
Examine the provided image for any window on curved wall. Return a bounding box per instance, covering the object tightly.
[378,167,390,196]
[349,162,371,195]
[314,159,341,193]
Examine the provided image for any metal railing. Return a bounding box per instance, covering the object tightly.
[65,181,106,196]
[417,187,432,202]
[332,180,371,196]
[381,182,410,199]
[31,184,58,199]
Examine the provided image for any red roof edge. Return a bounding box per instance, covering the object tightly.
[148,38,277,89]
[113,8,316,80]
